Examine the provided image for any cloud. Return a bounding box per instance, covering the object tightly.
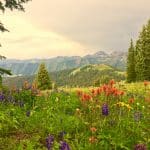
[0,0,150,59]
[0,15,89,59]
[24,0,150,51]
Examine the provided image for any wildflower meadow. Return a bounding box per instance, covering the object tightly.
[0,80,149,150]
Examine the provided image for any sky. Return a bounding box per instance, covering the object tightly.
[0,0,150,59]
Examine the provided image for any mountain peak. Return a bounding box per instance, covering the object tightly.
[94,51,108,56]
[84,50,109,58]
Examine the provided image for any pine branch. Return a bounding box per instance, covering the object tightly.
[0,67,12,75]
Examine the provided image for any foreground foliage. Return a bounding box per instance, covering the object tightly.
[0,81,150,149]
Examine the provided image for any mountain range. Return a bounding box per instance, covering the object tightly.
[0,50,127,76]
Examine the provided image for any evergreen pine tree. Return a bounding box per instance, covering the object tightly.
[135,34,143,81]
[127,39,136,82]
[135,20,150,81]
[36,63,52,90]
[143,20,150,80]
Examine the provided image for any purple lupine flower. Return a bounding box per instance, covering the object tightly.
[134,144,147,150]
[0,94,5,101]
[102,103,109,116]
[46,135,54,150]
[60,141,70,150]
[26,110,30,117]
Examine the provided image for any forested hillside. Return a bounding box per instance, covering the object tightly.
[3,64,125,88]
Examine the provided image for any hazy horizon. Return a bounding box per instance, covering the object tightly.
[1,49,125,60]
[0,0,150,59]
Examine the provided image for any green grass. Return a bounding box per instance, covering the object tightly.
[0,82,150,149]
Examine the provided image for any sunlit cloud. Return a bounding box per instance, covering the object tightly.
[0,15,89,59]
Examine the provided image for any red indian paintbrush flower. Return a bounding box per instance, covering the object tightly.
[109,79,115,87]
[144,80,149,87]
[128,98,134,104]
[77,90,83,96]
[96,88,102,95]
[81,93,92,101]
[91,89,97,97]
[90,127,97,133]
[89,136,97,143]
[102,84,108,92]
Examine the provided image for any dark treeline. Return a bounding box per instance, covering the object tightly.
[127,20,150,82]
